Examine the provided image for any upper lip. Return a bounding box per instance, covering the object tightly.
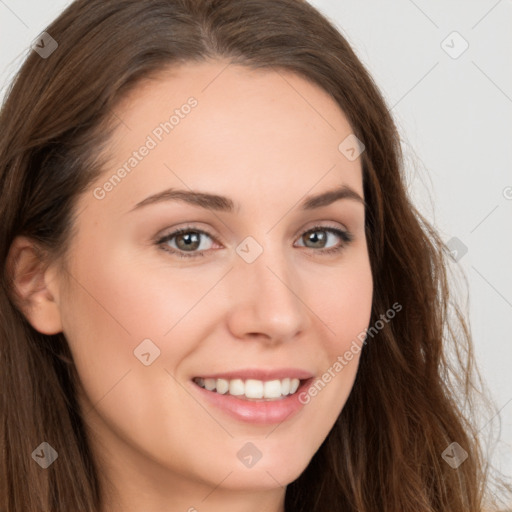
[193,368,315,381]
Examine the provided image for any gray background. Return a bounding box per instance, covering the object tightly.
[1,0,511,502]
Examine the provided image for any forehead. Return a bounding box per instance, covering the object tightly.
[90,60,363,214]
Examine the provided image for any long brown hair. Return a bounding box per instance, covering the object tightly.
[0,0,510,510]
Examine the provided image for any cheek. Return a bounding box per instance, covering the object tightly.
[58,251,213,469]
[61,240,215,342]
[291,252,372,423]
[310,253,373,349]
[58,241,225,407]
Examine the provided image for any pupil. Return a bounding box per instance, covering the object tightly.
[177,232,200,250]
[307,231,326,248]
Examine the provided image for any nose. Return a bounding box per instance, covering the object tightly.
[225,241,310,344]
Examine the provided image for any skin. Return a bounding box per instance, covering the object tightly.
[11,59,373,512]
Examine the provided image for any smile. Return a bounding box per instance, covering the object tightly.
[191,375,315,425]
[192,376,302,401]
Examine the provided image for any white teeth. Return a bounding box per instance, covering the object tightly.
[194,376,303,399]
[245,379,263,398]
[263,379,283,399]
[216,378,229,394]
[281,378,290,395]
[229,379,244,396]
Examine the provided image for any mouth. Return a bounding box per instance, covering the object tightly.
[192,376,309,401]
[189,368,316,424]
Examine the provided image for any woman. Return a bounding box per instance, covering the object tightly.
[0,0,509,510]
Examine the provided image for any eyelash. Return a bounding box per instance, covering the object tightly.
[156,224,353,259]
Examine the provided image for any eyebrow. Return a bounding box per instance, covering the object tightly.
[129,184,365,213]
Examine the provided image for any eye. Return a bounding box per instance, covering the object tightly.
[157,227,216,258]
[156,224,353,259]
[294,225,353,255]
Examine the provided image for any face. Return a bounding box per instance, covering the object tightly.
[52,60,373,503]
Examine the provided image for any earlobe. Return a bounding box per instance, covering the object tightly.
[6,236,63,335]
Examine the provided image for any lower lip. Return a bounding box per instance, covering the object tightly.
[191,378,314,425]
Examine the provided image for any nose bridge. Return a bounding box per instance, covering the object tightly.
[226,234,308,340]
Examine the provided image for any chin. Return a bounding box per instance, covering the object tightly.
[214,451,312,491]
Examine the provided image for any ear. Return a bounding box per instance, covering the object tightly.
[6,236,63,335]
